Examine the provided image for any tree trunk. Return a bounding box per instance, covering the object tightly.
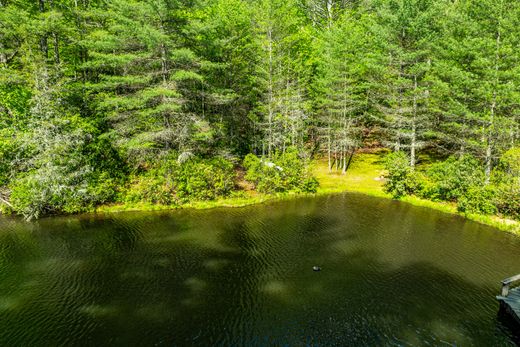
[395,60,404,152]
[267,28,274,158]
[410,75,417,169]
[344,148,355,174]
[326,0,333,28]
[327,134,332,173]
[485,27,501,184]
[39,0,48,59]
[160,43,168,83]
[53,33,60,64]
[0,41,6,67]
[485,95,496,184]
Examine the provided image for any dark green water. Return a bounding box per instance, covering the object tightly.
[0,193,519,346]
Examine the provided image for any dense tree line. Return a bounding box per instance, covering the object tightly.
[0,0,519,219]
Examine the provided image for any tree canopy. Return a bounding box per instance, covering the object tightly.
[0,0,519,219]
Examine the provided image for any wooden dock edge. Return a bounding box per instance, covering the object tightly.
[497,296,520,326]
[497,273,520,328]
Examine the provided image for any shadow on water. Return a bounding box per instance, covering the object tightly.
[498,305,520,346]
[0,193,519,346]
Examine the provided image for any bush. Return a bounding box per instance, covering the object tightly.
[9,167,92,220]
[500,147,520,178]
[121,174,175,205]
[494,184,520,220]
[384,151,416,198]
[87,172,119,205]
[457,185,497,215]
[384,153,491,207]
[423,155,484,201]
[173,157,235,201]
[302,176,320,193]
[382,150,520,219]
[491,147,520,220]
[121,156,235,205]
[0,135,16,186]
[243,148,318,193]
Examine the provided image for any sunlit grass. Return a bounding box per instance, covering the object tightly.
[312,149,389,197]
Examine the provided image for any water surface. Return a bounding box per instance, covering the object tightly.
[0,193,519,346]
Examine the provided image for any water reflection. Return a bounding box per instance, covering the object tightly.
[0,193,519,346]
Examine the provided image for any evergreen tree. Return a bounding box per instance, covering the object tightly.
[376,0,439,168]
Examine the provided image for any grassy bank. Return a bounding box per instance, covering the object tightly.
[97,150,519,235]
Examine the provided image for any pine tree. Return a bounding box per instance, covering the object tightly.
[84,0,201,167]
[254,0,312,157]
[375,0,440,168]
[315,11,379,173]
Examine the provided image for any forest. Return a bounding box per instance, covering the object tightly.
[0,0,519,220]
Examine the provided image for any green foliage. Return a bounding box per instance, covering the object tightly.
[383,151,415,198]
[385,151,520,219]
[457,186,497,215]
[244,148,318,193]
[173,157,235,202]
[0,134,17,186]
[8,166,118,220]
[0,0,519,220]
[122,173,176,206]
[420,156,485,201]
[386,153,488,201]
[121,157,235,205]
[499,147,520,179]
[494,184,520,220]
[492,147,520,219]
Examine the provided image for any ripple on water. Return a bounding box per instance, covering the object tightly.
[0,193,519,346]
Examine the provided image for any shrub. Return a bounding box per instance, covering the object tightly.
[9,167,93,220]
[121,174,175,205]
[120,156,235,205]
[457,185,497,215]
[493,183,520,220]
[243,148,318,193]
[87,172,119,205]
[500,147,520,179]
[490,147,520,220]
[0,135,16,186]
[422,155,484,201]
[302,176,320,193]
[384,151,415,198]
[173,157,235,201]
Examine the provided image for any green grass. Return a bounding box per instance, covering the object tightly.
[97,149,519,235]
[313,149,389,197]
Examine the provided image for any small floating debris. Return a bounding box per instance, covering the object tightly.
[312,266,321,272]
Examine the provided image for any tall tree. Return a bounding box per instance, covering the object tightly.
[85,0,202,167]
[315,10,380,173]
[376,0,439,168]
[433,0,520,182]
[254,0,313,157]
[190,0,262,155]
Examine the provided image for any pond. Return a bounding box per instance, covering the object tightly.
[0,193,519,346]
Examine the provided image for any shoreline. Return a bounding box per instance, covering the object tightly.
[96,153,520,236]
[95,186,520,236]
